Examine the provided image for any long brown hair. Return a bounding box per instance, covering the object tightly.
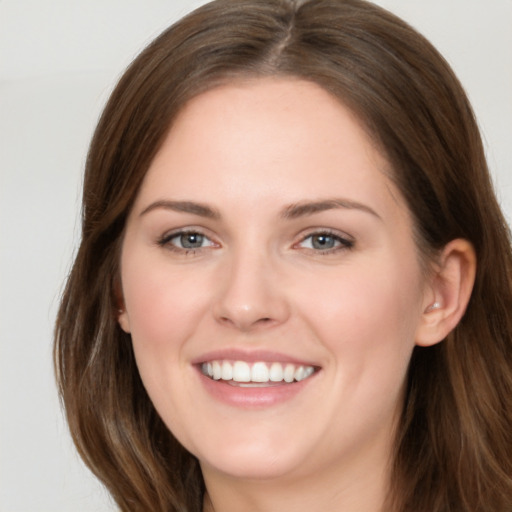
[54,1,512,510]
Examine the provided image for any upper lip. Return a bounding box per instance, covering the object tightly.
[191,349,320,367]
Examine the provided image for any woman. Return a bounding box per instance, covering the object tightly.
[54,0,512,510]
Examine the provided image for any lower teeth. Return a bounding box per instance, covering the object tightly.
[227,380,286,388]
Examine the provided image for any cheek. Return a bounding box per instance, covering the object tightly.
[297,255,423,373]
[120,254,212,360]
[119,255,213,434]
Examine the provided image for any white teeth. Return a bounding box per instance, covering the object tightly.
[303,366,314,379]
[221,361,233,380]
[233,361,251,382]
[212,361,222,380]
[201,360,316,384]
[269,362,284,382]
[294,365,305,382]
[294,365,314,381]
[283,364,295,383]
[251,362,269,382]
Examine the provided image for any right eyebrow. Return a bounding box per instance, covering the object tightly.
[139,200,221,219]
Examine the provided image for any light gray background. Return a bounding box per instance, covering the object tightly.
[1,1,510,510]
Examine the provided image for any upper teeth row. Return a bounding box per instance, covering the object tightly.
[201,361,315,383]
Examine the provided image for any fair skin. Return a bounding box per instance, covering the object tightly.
[118,78,475,512]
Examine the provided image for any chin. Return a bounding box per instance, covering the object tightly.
[199,449,304,481]
[183,427,309,481]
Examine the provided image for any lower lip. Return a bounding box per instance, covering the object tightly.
[196,369,317,408]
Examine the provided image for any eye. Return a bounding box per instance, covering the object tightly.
[158,230,216,252]
[297,231,354,253]
[174,232,208,249]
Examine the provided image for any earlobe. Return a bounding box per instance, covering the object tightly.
[118,308,131,333]
[415,239,476,347]
[113,276,131,333]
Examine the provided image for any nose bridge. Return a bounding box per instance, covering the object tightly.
[213,240,289,331]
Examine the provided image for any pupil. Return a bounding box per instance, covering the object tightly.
[181,233,203,248]
[312,234,334,250]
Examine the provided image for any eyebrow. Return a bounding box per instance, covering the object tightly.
[139,197,381,221]
[140,200,221,219]
[281,198,381,220]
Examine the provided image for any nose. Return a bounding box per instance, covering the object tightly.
[212,249,290,333]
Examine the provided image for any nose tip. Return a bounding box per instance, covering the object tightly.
[212,260,290,332]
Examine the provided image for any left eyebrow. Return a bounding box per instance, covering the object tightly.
[281,198,381,220]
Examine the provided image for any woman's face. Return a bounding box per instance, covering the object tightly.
[119,78,430,484]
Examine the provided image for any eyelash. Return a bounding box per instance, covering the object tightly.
[157,229,216,255]
[295,229,355,255]
[157,228,354,256]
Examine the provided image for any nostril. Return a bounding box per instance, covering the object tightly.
[218,315,274,330]
[254,317,274,327]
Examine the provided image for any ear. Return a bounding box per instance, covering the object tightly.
[415,239,476,347]
[113,275,131,333]
[118,308,131,333]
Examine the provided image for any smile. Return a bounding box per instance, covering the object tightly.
[200,360,316,385]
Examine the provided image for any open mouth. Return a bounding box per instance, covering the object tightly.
[200,360,318,386]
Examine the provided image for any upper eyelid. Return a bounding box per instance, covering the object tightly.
[296,227,354,242]
[159,226,212,239]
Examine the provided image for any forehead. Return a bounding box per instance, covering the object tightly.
[132,77,406,222]
[167,77,379,162]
